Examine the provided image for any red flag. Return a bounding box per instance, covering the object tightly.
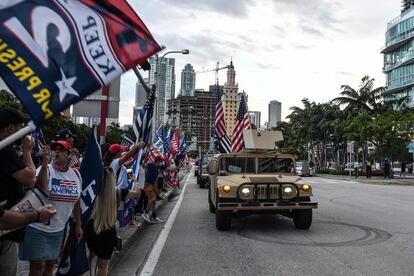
[170,131,180,157]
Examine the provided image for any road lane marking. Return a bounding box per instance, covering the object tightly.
[140,167,193,276]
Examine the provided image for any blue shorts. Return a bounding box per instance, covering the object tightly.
[18,226,64,261]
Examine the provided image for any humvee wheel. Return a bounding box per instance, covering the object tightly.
[293,209,312,229]
[208,189,215,213]
[293,197,312,229]
[216,211,231,231]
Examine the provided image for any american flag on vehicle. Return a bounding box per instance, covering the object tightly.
[231,93,251,152]
[214,90,231,153]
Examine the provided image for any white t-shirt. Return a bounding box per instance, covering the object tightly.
[110,158,128,188]
[31,164,82,233]
[138,165,145,189]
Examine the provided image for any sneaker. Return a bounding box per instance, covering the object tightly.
[142,212,152,223]
[151,217,164,223]
[128,219,141,227]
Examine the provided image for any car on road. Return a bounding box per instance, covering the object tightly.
[197,153,214,188]
[296,160,315,176]
[208,151,318,231]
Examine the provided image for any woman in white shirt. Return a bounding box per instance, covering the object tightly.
[19,140,82,276]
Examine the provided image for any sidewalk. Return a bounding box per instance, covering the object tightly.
[317,173,414,186]
[16,167,190,276]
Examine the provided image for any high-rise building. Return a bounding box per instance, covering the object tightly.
[180,64,196,96]
[268,100,282,129]
[133,78,148,124]
[382,1,414,108]
[149,55,176,129]
[222,61,239,137]
[249,111,261,129]
[167,90,215,151]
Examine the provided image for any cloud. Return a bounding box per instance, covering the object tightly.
[300,24,324,38]
[271,0,342,32]
[155,0,255,17]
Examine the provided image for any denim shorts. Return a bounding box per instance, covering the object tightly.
[18,226,64,260]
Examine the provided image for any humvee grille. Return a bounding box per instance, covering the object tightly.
[238,183,298,201]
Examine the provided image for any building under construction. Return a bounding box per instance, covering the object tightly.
[167,90,215,151]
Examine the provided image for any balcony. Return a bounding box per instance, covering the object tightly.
[383,49,414,72]
[386,73,414,93]
[381,28,414,53]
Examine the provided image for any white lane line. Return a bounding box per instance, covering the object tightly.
[140,167,193,276]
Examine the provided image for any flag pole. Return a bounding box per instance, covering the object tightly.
[0,120,37,150]
[133,67,150,94]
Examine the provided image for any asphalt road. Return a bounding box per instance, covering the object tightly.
[112,171,414,276]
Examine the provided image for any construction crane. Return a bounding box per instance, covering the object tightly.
[196,62,229,85]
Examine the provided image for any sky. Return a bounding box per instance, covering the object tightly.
[119,0,402,126]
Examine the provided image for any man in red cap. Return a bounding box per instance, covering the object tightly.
[103,143,144,189]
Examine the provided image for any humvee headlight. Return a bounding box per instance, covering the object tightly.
[283,186,293,196]
[241,187,251,197]
[223,185,231,193]
[302,184,311,191]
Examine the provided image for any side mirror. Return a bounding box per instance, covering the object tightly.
[208,160,217,175]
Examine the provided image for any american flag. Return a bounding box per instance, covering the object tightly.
[132,86,156,179]
[231,94,251,152]
[214,90,231,153]
[170,131,180,157]
[147,144,164,164]
[133,87,156,144]
[120,135,134,149]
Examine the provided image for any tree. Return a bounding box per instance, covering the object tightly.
[332,75,386,116]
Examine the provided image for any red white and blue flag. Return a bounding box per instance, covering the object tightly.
[214,90,231,153]
[0,0,161,126]
[170,131,180,158]
[231,94,251,152]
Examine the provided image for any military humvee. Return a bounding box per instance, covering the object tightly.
[208,130,318,231]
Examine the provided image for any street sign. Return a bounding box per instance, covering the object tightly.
[347,142,354,153]
[408,143,414,153]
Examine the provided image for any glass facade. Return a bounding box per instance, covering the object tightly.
[383,8,414,108]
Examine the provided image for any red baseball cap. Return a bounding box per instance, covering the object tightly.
[50,140,72,151]
[109,144,127,154]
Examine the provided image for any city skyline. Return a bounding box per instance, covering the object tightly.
[121,1,400,125]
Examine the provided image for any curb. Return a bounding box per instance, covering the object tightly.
[317,174,414,186]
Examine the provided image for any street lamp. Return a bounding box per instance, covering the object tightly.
[154,49,190,132]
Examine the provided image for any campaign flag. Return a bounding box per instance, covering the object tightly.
[57,126,103,276]
[231,94,251,152]
[32,128,43,156]
[214,90,231,153]
[164,128,171,156]
[170,131,180,158]
[117,179,137,227]
[0,0,161,126]
[120,135,134,149]
[153,124,164,153]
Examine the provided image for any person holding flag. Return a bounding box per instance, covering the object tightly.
[103,142,144,188]
[19,140,83,276]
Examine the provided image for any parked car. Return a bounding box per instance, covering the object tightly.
[197,153,214,188]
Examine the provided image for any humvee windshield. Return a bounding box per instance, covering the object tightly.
[219,157,255,174]
[258,157,294,173]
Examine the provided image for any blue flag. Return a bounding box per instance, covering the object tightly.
[164,128,171,156]
[0,0,161,125]
[57,127,103,276]
[120,135,134,150]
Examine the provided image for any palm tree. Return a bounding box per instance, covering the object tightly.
[332,75,386,116]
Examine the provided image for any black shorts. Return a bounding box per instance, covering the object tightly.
[85,220,116,260]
